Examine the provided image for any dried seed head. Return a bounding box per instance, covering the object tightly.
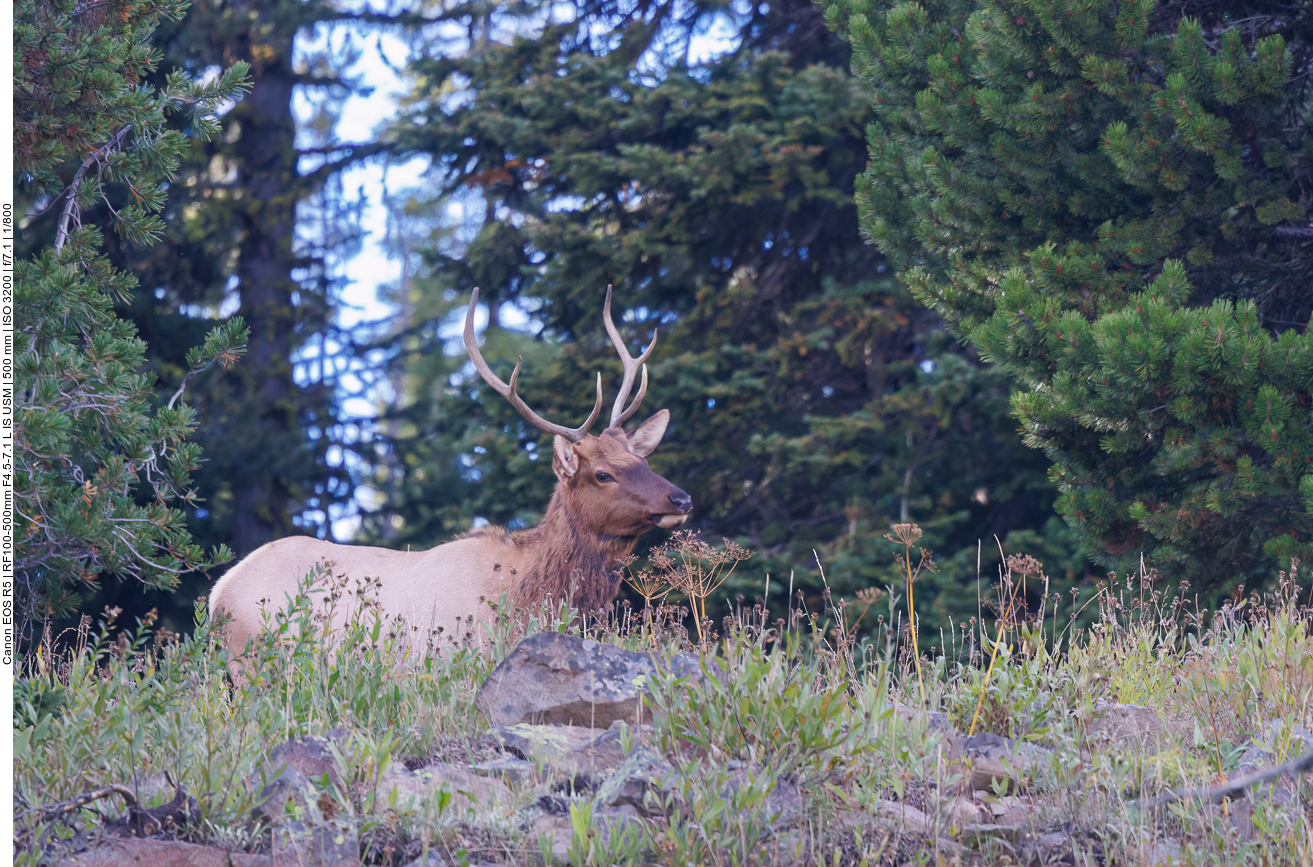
[886,523,923,545]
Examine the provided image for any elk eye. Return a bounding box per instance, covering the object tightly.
[595,471,612,483]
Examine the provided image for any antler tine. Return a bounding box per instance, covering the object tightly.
[464,288,603,443]
[603,285,658,428]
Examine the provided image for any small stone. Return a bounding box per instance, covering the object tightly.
[891,702,955,735]
[272,818,359,866]
[866,799,930,834]
[1088,701,1165,746]
[374,762,510,810]
[940,795,983,827]
[595,747,678,815]
[57,839,266,867]
[470,756,543,786]
[948,732,1051,793]
[953,822,1025,844]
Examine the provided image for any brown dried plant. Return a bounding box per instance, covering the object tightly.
[620,554,674,637]
[967,552,1042,736]
[885,523,934,705]
[650,530,753,648]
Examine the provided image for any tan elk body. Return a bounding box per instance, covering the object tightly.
[208,288,691,660]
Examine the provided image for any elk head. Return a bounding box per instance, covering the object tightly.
[463,287,692,537]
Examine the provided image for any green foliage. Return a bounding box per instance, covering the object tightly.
[650,640,855,783]
[14,0,250,633]
[15,0,250,249]
[824,0,1313,589]
[379,0,1088,638]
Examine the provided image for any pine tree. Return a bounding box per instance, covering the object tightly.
[376,0,1089,633]
[17,0,442,630]
[95,0,392,557]
[824,0,1313,590]
[14,0,249,636]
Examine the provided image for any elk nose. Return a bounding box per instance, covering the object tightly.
[669,490,692,513]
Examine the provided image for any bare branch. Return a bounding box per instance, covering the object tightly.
[54,126,132,253]
[1134,749,1313,809]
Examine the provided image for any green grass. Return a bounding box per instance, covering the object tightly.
[12,546,1313,866]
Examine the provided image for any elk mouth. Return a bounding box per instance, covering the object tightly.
[651,513,690,529]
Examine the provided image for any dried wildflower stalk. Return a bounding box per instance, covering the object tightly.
[968,552,1041,736]
[886,523,933,705]
[621,554,673,636]
[651,530,752,647]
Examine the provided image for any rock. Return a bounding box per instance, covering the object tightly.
[252,730,353,827]
[374,761,510,810]
[470,756,544,786]
[1149,838,1183,867]
[595,747,678,815]
[272,818,359,866]
[891,702,955,735]
[400,854,449,867]
[128,772,177,806]
[530,815,573,864]
[267,730,353,788]
[590,807,643,852]
[940,795,984,827]
[865,799,930,834]
[530,807,643,866]
[252,766,315,828]
[948,732,1051,793]
[1236,720,1313,773]
[489,722,639,775]
[1229,720,1313,812]
[1088,701,1165,746]
[721,768,801,824]
[476,632,704,727]
[984,794,1032,826]
[57,839,266,867]
[953,822,1025,844]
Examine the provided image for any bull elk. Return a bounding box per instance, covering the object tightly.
[208,287,692,661]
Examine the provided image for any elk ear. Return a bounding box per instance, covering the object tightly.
[552,435,580,480]
[625,409,669,457]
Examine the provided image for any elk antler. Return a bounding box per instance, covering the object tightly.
[464,288,604,443]
[603,285,657,428]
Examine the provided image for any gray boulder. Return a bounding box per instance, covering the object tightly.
[476,633,703,727]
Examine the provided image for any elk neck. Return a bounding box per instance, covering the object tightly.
[506,485,636,612]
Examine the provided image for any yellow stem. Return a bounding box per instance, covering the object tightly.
[968,617,1007,736]
[906,546,926,705]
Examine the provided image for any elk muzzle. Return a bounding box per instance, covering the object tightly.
[653,488,693,528]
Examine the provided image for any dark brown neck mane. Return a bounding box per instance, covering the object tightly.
[507,487,637,612]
